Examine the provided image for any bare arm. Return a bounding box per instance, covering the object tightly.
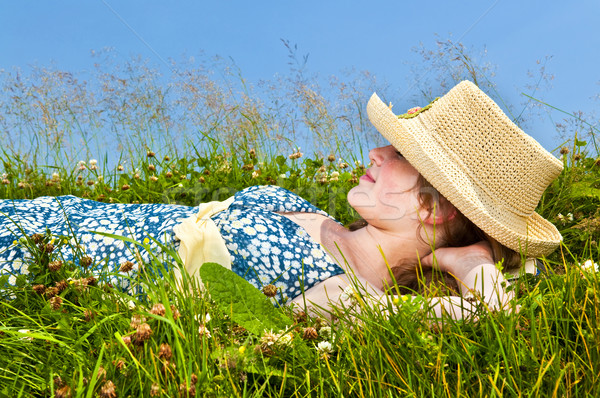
[292,242,514,320]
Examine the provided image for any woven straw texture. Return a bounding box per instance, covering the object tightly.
[366,80,563,257]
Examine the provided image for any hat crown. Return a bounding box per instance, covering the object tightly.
[418,81,562,217]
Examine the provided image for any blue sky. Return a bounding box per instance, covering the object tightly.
[2,1,599,152]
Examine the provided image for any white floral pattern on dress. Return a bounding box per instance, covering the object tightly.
[212,185,345,304]
[0,195,198,291]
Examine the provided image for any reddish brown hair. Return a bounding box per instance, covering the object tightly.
[348,175,521,296]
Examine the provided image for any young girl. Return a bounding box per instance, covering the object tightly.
[0,81,563,318]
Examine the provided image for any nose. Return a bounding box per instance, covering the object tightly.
[368,145,392,166]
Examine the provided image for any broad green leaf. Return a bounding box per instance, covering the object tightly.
[199,262,292,336]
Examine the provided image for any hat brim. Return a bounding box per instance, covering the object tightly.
[366,92,562,257]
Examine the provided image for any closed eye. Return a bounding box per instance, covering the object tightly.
[395,150,404,158]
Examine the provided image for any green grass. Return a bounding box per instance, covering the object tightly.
[1,140,600,397]
[2,49,600,396]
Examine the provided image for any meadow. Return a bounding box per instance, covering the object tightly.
[1,48,600,397]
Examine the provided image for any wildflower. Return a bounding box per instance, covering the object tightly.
[164,155,170,161]
[117,165,124,171]
[148,164,156,172]
[43,243,55,254]
[135,323,153,343]
[33,284,46,295]
[121,184,130,191]
[165,171,173,178]
[242,163,254,171]
[328,154,336,162]
[52,172,60,181]
[279,173,287,179]
[560,147,569,155]
[581,260,599,272]
[31,233,44,244]
[238,345,246,355]
[260,330,279,347]
[49,296,63,310]
[150,383,161,397]
[55,280,68,293]
[134,173,140,179]
[122,335,132,345]
[130,314,146,329]
[79,255,92,268]
[294,311,307,324]
[48,260,63,273]
[84,309,95,322]
[330,171,340,181]
[179,383,196,397]
[55,385,71,398]
[45,287,59,298]
[2,179,9,185]
[316,341,333,357]
[113,358,125,371]
[574,153,582,161]
[97,175,103,182]
[319,326,332,339]
[249,148,256,158]
[567,213,574,222]
[99,380,116,398]
[289,150,303,160]
[147,150,155,158]
[303,327,319,340]
[251,170,260,179]
[119,261,134,273]
[198,324,211,338]
[340,285,357,303]
[170,305,181,320]
[143,237,150,245]
[89,159,98,166]
[158,343,172,360]
[198,176,205,183]
[278,331,293,347]
[18,329,33,341]
[150,303,166,317]
[262,284,277,297]
[191,373,198,384]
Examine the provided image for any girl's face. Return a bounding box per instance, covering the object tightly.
[348,145,426,231]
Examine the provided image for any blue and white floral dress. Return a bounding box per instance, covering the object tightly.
[0,186,346,301]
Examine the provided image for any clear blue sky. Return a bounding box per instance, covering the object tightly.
[2,1,599,152]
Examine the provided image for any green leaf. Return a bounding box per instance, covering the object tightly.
[575,139,587,147]
[199,262,292,336]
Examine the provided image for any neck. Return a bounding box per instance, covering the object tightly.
[321,222,433,290]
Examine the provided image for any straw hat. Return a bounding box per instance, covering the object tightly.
[366,80,563,257]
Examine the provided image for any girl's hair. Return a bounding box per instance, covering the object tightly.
[348,175,522,296]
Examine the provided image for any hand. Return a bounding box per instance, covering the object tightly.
[420,241,494,279]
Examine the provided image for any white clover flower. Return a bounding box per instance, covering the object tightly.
[279,174,287,179]
[278,331,293,347]
[18,329,34,341]
[97,175,104,182]
[580,259,599,272]
[567,213,574,222]
[198,324,211,338]
[252,171,260,179]
[330,171,340,178]
[316,341,333,355]
[319,326,332,339]
[340,285,357,303]
[78,160,86,166]
[89,159,98,166]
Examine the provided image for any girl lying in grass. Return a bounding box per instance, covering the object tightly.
[0,81,563,318]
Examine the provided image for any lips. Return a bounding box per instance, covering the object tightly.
[360,170,375,183]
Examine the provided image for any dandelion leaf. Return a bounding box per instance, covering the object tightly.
[200,262,292,335]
